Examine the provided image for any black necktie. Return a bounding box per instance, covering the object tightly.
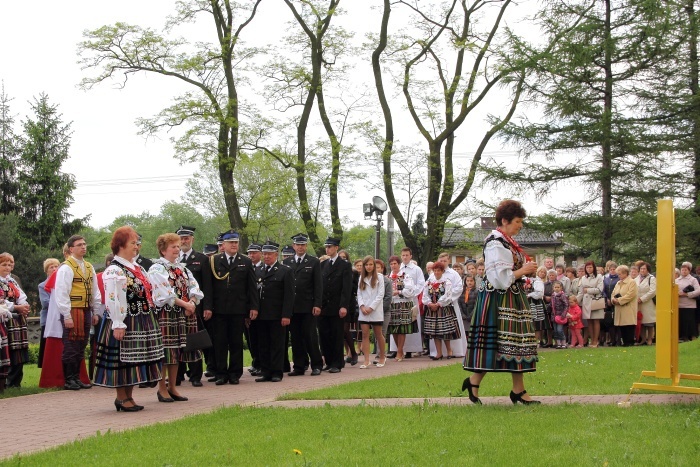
[297,257,301,265]
[228,256,233,266]
[181,253,187,263]
[265,265,271,274]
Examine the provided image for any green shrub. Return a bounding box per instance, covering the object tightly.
[27,343,39,365]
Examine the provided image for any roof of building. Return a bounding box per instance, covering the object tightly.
[441,227,563,248]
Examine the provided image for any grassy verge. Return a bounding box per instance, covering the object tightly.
[280,340,700,400]
[4,404,699,466]
[0,364,56,399]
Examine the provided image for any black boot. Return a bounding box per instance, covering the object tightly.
[63,363,80,390]
[73,360,92,389]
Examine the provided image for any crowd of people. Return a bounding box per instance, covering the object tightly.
[1,199,698,408]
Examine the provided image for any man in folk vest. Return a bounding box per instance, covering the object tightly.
[54,235,102,390]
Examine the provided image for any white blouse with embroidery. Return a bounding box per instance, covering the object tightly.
[149,258,204,308]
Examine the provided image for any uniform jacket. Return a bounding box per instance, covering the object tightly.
[283,254,322,313]
[257,261,295,320]
[321,257,353,316]
[202,253,259,315]
[135,255,153,272]
[183,249,210,313]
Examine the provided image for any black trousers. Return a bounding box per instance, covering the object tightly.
[245,319,260,369]
[256,319,287,379]
[212,314,246,379]
[318,314,345,369]
[290,313,323,373]
[619,325,636,346]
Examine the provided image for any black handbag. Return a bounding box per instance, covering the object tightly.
[184,313,212,352]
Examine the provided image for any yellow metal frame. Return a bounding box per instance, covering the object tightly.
[631,199,700,394]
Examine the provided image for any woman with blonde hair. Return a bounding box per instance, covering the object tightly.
[357,256,386,368]
[611,265,638,346]
[149,233,204,402]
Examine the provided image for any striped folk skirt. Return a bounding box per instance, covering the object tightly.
[6,314,29,365]
[158,306,202,365]
[424,304,461,340]
[93,311,164,388]
[464,280,538,373]
[0,322,10,378]
[530,299,551,331]
[387,300,418,335]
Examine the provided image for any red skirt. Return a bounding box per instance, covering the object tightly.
[38,337,90,388]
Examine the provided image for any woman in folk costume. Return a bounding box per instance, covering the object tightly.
[93,226,164,412]
[0,253,31,388]
[386,255,418,361]
[0,287,12,392]
[462,200,540,405]
[422,262,461,360]
[148,233,204,403]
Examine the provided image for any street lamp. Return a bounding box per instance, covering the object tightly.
[364,196,388,259]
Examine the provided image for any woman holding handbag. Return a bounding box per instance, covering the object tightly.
[149,233,204,402]
[577,260,604,348]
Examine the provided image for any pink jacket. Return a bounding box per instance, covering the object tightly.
[568,304,583,329]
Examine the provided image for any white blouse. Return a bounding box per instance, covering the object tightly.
[0,275,28,311]
[149,258,204,308]
[103,256,145,330]
[357,276,385,322]
[527,277,544,300]
[484,230,517,290]
[422,277,454,307]
[389,271,417,303]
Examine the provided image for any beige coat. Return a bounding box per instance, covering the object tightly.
[635,274,656,324]
[612,276,638,326]
[577,274,604,320]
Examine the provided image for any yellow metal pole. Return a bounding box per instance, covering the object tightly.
[654,199,677,380]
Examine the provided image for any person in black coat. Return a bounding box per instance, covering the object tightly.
[254,242,295,382]
[134,233,153,271]
[176,225,212,387]
[283,233,323,376]
[319,238,353,373]
[201,230,259,385]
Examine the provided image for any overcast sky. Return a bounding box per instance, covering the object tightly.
[0,1,571,231]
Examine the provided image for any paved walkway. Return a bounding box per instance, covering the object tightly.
[2,355,699,460]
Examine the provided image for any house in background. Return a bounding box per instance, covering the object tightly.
[440,218,585,267]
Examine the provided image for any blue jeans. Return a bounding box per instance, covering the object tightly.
[553,323,566,341]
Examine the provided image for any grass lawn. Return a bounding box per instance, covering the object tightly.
[280,339,700,400]
[0,364,57,399]
[3,404,699,466]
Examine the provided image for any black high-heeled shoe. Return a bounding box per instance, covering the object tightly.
[114,398,141,412]
[157,391,175,403]
[125,398,144,410]
[168,391,189,402]
[430,356,444,361]
[461,377,482,405]
[509,390,541,405]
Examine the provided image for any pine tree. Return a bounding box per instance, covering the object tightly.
[18,93,78,249]
[0,82,20,215]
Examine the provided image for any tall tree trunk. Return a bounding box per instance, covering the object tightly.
[601,0,614,262]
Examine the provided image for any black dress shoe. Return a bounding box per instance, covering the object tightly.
[157,391,175,403]
[321,365,331,372]
[229,378,240,385]
[207,377,219,383]
[191,380,203,387]
[168,391,189,402]
[328,367,341,373]
[404,353,412,359]
[310,368,321,376]
[270,377,282,382]
[386,352,397,359]
[255,376,271,382]
[215,378,229,385]
[288,371,305,376]
[204,370,215,378]
[250,369,262,376]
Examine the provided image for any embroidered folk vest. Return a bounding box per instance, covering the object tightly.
[63,256,94,308]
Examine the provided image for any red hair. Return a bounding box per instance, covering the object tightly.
[111,226,137,255]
